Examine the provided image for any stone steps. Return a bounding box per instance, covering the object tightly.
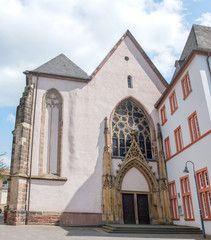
[100,224,202,235]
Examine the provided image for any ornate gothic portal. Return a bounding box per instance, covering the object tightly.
[102,99,172,224]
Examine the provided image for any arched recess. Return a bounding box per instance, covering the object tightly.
[115,158,160,224]
[109,97,157,160]
[121,167,149,192]
[39,88,63,176]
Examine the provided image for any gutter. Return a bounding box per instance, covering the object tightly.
[26,71,91,82]
[207,52,211,77]
[25,73,39,224]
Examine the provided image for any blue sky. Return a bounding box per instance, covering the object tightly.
[0,0,211,167]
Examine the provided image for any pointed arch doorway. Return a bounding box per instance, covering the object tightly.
[121,167,150,224]
[102,98,167,225]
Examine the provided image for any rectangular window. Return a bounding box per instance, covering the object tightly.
[180,175,195,220]
[196,168,211,220]
[164,136,171,160]
[169,181,179,220]
[160,105,167,126]
[181,72,192,100]
[174,126,183,152]
[128,76,132,88]
[188,111,200,142]
[169,90,178,115]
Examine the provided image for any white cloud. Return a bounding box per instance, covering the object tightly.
[196,12,211,27]
[0,0,190,107]
[0,155,11,168]
[7,113,15,124]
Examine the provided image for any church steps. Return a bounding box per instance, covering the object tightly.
[100,224,202,234]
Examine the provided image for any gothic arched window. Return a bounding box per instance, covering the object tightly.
[112,99,152,159]
[39,88,63,176]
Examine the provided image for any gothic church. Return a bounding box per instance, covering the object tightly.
[6,25,211,234]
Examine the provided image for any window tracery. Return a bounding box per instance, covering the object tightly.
[112,100,152,159]
[39,88,63,176]
[45,90,62,175]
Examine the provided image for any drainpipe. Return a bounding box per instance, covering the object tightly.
[25,73,39,224]
[207,52,211,77]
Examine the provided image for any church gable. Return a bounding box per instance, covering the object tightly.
[91,30,168,93]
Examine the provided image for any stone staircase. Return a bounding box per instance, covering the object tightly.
[100,224,202,235]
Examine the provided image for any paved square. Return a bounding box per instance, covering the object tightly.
[0,214,208,240]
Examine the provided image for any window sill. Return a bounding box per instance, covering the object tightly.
[161,119,167,126]
[112,156,156,162]
[31,174,67,181]
[170,107,178,115]
[183,90,192,100]
[112,156,125,159]
[184,218,195,221]
[10,173,68,181]
[190,137,200,143]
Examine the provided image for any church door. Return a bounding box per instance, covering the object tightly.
[137,194,150,224]
[122,193,150,224]
[122,193,136,224]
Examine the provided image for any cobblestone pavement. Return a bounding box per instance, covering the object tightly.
[0,215,209,240]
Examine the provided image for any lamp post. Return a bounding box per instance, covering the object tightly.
[183,161,206,238]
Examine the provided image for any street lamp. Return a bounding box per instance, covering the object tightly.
[183,161,206,238]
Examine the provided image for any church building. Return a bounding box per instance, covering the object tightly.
[5,24,211,234]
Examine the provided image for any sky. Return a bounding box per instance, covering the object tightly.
[0,0,211,167]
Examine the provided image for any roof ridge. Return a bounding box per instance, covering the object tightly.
[192,25,199,48]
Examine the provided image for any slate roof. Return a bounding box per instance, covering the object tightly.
[30,54,90,80]
[173,24,211,77]
[155,24,211,108]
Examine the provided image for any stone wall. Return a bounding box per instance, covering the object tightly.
[6,84,34,225]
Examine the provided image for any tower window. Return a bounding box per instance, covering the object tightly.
[128,76,132,88]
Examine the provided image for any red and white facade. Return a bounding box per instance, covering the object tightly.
[157,51,211,233]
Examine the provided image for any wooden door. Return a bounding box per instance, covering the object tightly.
[137,194,150,224]
[122,193,135,224]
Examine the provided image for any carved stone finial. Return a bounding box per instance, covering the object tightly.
[104,117,108,133]
[157,123,164,152]
[104,117,109,147]
[157,123,162,141]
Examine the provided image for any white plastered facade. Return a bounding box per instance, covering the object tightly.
[29,36,165,214]
[158,54,211,234]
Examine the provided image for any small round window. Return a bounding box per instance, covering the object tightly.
[124,56,129,61]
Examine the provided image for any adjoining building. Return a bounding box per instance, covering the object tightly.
[155,24,211,233]
[5,24,211,234]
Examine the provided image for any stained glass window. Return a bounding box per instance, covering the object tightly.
[112,100,152,159]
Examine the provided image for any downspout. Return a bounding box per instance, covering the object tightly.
[25,73,39,224]
[207,52,211,77]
